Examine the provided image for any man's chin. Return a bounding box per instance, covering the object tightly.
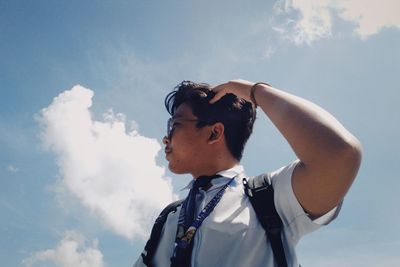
[168,163,188,175]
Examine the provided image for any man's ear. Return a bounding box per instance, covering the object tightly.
[208,122,224,144]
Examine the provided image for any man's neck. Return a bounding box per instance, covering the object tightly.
[192,159,239,179]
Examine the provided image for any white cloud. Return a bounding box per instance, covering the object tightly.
[273,0,400,44]
[274,0,334,45]
[38,85,176,240]
[22,231,105,267]
[335,0,400,38]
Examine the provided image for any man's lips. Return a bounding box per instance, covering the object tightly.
[165,148,172,161]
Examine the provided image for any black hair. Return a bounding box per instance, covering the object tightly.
[164,81,256,161]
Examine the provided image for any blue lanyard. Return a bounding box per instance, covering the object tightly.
[174,177,235,250]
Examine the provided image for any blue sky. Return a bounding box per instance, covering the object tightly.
[1,0,399,266]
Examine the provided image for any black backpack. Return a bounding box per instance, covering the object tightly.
[140,174,288,267]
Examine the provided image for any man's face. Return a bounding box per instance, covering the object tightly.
[163,103,209,175]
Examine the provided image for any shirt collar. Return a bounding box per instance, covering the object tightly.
[180,164,245,191]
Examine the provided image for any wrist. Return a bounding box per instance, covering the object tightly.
[250,82,271,108]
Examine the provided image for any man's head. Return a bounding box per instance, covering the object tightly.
[163,81,256,175]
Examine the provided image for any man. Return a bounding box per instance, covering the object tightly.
[133,79,362,267]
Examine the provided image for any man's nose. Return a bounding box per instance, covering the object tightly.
[162,136,169,145]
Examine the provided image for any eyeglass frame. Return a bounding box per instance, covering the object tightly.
[166,117,209,139]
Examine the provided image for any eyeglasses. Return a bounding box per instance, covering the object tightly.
[166,117,202,138]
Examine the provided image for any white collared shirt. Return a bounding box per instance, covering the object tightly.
[134,161,340,267]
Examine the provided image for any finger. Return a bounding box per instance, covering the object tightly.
[209,83,227,104]
[209,89,227,104]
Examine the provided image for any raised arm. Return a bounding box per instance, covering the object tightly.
[211,79,362,218]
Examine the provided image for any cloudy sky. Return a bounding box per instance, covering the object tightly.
[1,0,399,266]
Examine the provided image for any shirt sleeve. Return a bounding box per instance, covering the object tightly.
[270,160,342,243]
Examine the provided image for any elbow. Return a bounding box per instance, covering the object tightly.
[346,136,362,161]
[339,135,363,174]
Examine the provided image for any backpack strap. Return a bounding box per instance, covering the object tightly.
[141,199,184,267]
[243,174,288,267]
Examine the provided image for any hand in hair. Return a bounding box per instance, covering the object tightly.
[209,79,260,104]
